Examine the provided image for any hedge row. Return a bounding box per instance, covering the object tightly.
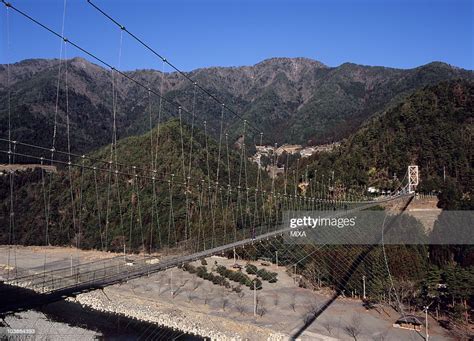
[216,265,262,290]
[181,263,231,288]
[245,264,278,283]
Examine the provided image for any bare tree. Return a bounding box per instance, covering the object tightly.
[256,295,262,308]
[221,298,229,311]
[322,321,333,335]
[204,287,214,305]
[254,295,266,317]
[372,331,388,341]
[187,290,196,302]
[172,279,188,298]
[344,315,363,341]
[257,304,267,317]
[289,293,297,312]
[192,278,202,291]
[336,316,342,339]
[235,300,246,315]
[273,293,279,306]
[302,302,320,325]
[155,278,163,295]
[301,261,325,290]
[302,312,311,325]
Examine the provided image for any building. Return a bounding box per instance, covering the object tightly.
[0,164,57,176]
[393,315,425,331]
[367,186,380,194]
[275,144,302,156]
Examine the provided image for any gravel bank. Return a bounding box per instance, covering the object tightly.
[72,289,287,341]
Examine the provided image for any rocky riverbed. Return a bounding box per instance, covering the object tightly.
[71,288,286,340]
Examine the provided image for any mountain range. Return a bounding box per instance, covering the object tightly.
[0,57,472,160]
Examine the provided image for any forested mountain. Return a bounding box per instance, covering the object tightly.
[0,57,472,163]
[0,119,264,250]
[295,80,473,195]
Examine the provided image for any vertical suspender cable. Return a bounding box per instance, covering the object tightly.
[4,2,16,279]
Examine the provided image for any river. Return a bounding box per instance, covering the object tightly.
[1,298,204,340]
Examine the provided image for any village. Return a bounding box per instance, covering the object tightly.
[250,142,341,179]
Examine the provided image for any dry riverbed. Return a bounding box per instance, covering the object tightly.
[1,246,453,340]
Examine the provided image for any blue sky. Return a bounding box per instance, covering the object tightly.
[1,0,473,71]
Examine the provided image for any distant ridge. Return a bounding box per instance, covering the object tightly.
[0,56,472,160]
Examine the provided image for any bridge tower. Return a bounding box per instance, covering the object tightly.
[408,165,419,193]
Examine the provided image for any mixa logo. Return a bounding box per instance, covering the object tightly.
[289,230,307,237]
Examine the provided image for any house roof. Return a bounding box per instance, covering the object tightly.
[395,315,426,325]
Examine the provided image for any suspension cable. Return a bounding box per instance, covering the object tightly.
[1,0,241,144]
[86,0,262,135]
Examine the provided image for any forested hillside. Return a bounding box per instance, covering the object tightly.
[0,119,265,250]
[295,80,473,194]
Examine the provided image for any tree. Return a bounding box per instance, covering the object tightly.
[221,298,229,311]
[257,304,267,317]
[422,266,442,316]
[289,293,297,312]
[252,278,263,290]
[187,290,196,302]
[235,300,246,315]
[322,321,333,335]
[273,293,279,306]
[246,264,258,275]
[192,277,202,291]
[444,266,474,324]
[437,179,463,210]
[344,315,362,341]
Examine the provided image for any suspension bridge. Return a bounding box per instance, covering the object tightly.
[0,193,414,315]
[1,0,420,338]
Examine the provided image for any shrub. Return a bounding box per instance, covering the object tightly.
[232,286,242,293]
[214,265,255,288]
[212,275,220,285]
[246,264,258,275]
[196,265,207,276]
[251,278,263,290]
[239,276,249,285]
[216,265,227,275]
[248,266,278,283]
[182,263,197,274]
